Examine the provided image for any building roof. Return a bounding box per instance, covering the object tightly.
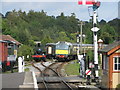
[99,41,120,53]
[0,35,21,45]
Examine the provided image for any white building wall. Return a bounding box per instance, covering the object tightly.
[112,73,120,88]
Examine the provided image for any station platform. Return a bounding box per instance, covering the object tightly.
[2,71,38,89]
[37,76,86,83]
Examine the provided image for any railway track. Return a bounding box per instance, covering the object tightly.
[32,62,48,89]
[41,61,73,90]
[32,61,74,89]
[32,60,89,89]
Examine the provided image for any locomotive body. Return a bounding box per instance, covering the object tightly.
[32,48,46,62]
[55,41,77,61]
[45,41,78,61]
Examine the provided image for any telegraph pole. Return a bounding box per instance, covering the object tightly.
[77,21,84,55]
[77,21,85,78]
[80,21,85,54]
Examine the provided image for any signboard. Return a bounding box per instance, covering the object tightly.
[78,0,95,5]
[86,69,91,75]
[14,50,17,57]
[7,55,16,61]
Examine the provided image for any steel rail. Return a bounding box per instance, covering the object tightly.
[41,61,59,76]
[56,63,73,90]
[41,61,73,90]
[32,62,48,89]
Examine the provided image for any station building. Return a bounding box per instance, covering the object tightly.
[0,35,21,72]
[100,41,120,88]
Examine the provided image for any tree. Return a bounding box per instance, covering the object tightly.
[2,10,120,47]
[99,24,116,44]
[70,33,77,43]
[57,31,71,42]
[41,36,53,45]
[99,19,106,25]
[18,45,34,61]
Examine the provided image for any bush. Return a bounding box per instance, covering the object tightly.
[18,45,34,61]
[116,84,120,89]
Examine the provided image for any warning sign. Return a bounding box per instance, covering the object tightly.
[86,69,91,75]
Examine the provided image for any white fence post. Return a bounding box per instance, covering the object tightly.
[18,57,23,73]
[22,56,25,72]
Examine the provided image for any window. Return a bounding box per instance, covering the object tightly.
[103,55,108,70]
[56,43,69,50]
[113,57,120,71]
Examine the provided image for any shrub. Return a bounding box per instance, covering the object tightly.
[18,45,34,61]
[116,84,120,89]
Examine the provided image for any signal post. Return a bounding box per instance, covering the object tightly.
[78,0,101,83]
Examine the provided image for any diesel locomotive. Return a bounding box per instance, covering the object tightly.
[46,41,77,61]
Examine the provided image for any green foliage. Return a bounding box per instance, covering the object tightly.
[1,10,119,64]
[41,36,53,45]
[87,50,94,61]
[57,31,71,42]
[1,10,119,46]
[98,24,116,44]
[116,84,120,88]
[70,33,77,43]
[18,45,34,61]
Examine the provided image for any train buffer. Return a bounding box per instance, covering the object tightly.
[37,76,86,83]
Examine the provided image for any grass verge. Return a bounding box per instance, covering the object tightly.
[64,60,80,76]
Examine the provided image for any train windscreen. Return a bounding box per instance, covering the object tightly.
[56,43,69,50]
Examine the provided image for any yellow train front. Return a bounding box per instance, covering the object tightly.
[55,41,74,61]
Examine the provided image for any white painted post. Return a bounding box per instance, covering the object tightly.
[18,57,23,73]
[22,56,25,72]
[91,10,100,82]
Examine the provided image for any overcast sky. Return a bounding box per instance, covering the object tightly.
[1,0,119,22]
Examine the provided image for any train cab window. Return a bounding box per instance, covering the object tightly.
[56,43,68,50]
[38,43,41,47]
[113,57,120,71]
